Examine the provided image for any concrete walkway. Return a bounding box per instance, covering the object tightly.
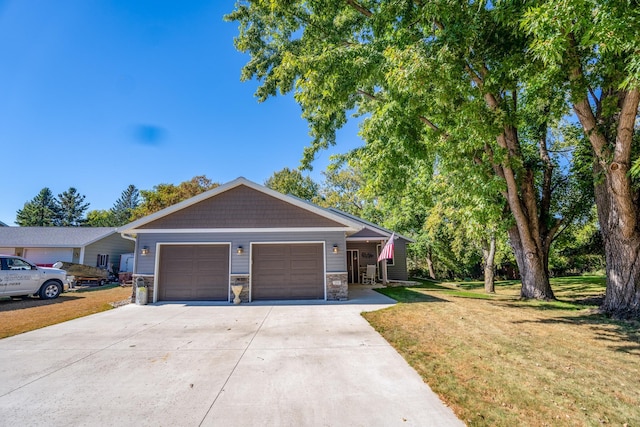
[0,286,463,426]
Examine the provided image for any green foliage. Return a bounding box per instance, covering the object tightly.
[110,185,140,226]
[56,187,90,226]
[316,159,369,216]
[132,175,219,220]
[85,209,117,227]
[264,167,319,201]
[15,188,60,226]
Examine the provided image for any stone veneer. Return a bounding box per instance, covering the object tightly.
[230,275,250,303]
[131,274,155,303]
[326,273,348,301]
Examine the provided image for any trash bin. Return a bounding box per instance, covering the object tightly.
[135,277,148,305]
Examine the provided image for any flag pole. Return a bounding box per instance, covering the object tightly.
[382,258,388,284]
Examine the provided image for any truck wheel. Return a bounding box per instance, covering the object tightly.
[40,281,62,299]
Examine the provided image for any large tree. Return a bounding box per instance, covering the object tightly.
[265,167,319,201]
[227,1,576,300]
[15,188,60,226]
[131,176,219,220]
[111,184,140,226]
[523,0,640,317]
[57,187,90,226]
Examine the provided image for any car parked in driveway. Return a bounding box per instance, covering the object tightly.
[0,255,71,299]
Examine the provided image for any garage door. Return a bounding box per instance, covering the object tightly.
[23,248,73,265]
[157,244,229,301]
[252,243,324,300]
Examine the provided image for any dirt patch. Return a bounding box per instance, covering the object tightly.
[0,285,132,339]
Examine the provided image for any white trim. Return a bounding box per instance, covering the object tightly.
[329,208,415,243]
[128,227,352,234]
[117,177,364,233]
[346,237,386,242]
[249,241,327,302]
[153,242,232,304]
[346,248,360,284]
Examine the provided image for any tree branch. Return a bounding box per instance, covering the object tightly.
[419,116,440,132]
[345,0,373,18]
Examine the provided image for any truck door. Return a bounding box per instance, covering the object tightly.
[3,257,39,295]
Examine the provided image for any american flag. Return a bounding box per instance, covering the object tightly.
[377,233,395,262]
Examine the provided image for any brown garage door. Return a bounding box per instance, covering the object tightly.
[157,244,229,301]
[252,243,324,300]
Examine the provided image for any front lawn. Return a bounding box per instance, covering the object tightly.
[0,285,132,339]
[364,276,640,426]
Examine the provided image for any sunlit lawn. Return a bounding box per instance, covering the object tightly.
[364,276,640,426]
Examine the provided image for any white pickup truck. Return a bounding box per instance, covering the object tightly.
[0,255,71,299]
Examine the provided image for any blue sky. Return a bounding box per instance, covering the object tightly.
[0,1,362,225]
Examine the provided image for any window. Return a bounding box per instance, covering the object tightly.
[96,254,109,269]
[2,257,34,270]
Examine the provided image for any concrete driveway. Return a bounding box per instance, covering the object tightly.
[0,286,463,426]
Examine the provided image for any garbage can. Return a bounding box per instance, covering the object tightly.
[135,277,148,305]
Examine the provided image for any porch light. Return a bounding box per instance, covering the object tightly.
[236,246,244,255]
[140,246,150,256]
[332,244,339,253]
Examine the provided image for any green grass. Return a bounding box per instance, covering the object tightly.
[365,275,640,426]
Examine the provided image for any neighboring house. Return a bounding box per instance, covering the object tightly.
[0,227,135,271]
[118,177,413,304]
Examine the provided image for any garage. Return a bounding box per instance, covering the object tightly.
[251,243,324,300]
[157,244,230,301]
[23,248,73,265]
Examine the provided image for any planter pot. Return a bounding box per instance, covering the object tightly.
[136,286,148,305]
[231,285,243,305]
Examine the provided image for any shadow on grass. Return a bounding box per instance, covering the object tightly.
[375,287,450,303]
[0,294,83,313]
[511,312,640,355]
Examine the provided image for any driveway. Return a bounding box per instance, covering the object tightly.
[0,286,463,426]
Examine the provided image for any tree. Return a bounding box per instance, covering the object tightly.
[16,188,60,226]
[523,1,640,317]
[265,167,319,201]
[85,210,117,227]
[316,161,367,216]
[57,187,89,226]
[132,175,219,219]
[227,2,575,300]
[111,185,140,225]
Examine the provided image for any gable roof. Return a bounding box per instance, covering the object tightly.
[0,227,120,248]
[118,177,364,233]
[327,208,415,243]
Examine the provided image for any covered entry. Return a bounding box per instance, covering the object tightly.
[251,243,324,300]
[157,244,230,301]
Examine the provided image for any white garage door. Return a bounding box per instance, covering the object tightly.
[0,248,16,255]
[23,248,74,265]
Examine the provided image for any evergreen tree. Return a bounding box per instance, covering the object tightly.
[57,187,89,226]
[15,188,60,226]
[111,185,140,225]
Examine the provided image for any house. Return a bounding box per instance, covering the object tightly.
[118,177,413,303]
[0,227,135,271]
[0,221,7,226]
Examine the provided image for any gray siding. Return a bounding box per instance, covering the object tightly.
[386,239,408,281]
[135,231,346,275]
[139,185,344,229]
[83,233,135,270]
[347,239,408,281]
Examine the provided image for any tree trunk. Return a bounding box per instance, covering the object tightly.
[426,249,436,280]
[508,226,555,300]
[482,234,496,293]
[594,176,640,318]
